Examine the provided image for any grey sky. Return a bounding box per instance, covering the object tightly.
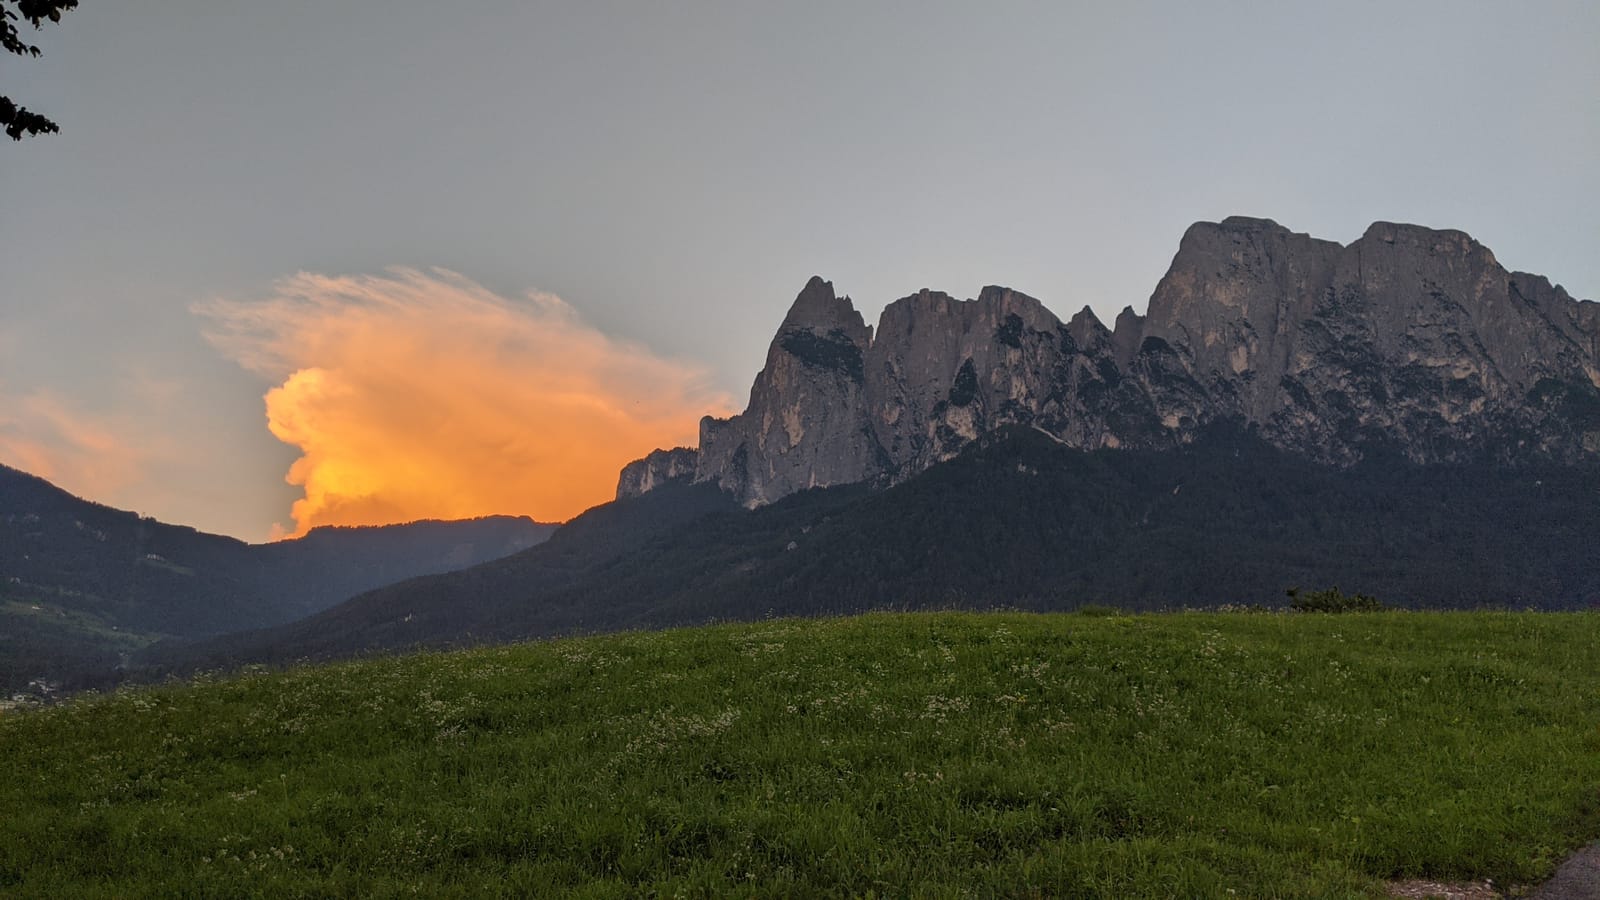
[2,2,1596,539]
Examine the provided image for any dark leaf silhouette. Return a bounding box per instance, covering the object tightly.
[2,0,78,141]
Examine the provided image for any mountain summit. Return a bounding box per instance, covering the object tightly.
[620,218,1599,508]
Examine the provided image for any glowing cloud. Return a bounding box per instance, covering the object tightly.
[0,387,156,503]
[196,268,729,537]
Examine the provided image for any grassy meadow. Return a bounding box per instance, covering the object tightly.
[3,611,1599,897]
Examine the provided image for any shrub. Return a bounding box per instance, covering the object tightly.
[1286,586,1386,613]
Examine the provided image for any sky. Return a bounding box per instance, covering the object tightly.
[1,2,1596,541]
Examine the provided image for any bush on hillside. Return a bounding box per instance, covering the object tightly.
[1286,586,1387,613]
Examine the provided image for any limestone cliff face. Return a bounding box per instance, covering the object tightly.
[694,276,882,506]
[1140,216,1345,424]
[1144,218,1600,461]
[865,286,1069,474]
[617,218,1600,505]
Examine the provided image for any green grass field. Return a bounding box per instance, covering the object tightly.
[3,611,1598,897]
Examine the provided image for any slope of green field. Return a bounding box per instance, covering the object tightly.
[4,611,1599,898]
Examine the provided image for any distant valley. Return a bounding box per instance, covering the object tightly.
[0,463,554,692]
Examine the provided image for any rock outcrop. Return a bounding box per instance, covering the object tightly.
[1142,218,1600,461]
[615,447,699,499]
[618,217,1600,506]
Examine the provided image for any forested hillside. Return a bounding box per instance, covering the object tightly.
[149,424,1600,674]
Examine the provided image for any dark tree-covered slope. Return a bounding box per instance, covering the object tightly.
[549,425,1600,628]
[0,463,555,689]
[149,425,1600,674]
[144,481,742,672]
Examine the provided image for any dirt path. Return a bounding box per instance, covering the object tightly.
[1386,842,1600,899]
[1527,842,1600,899]
[1386,878,1497,899]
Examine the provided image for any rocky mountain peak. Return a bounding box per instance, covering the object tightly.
[1065,305,1110,351]
[693,277,881,504]
[778,275,872,345]
[1110,306,1145,368]
[1217,215,1288,230]
[1357,220,1482,256]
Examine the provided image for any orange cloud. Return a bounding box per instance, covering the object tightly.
[0,387,155,503]
[196,268,729,537]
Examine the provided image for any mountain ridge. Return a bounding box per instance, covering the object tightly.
[621,217,1600,508]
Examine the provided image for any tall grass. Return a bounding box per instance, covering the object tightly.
[3,611,1598,897]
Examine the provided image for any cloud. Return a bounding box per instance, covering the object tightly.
[0,387,157,502]
[195,268,730,537]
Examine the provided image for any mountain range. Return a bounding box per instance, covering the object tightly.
[621,217,1599,507]
[137,217,1599,677]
